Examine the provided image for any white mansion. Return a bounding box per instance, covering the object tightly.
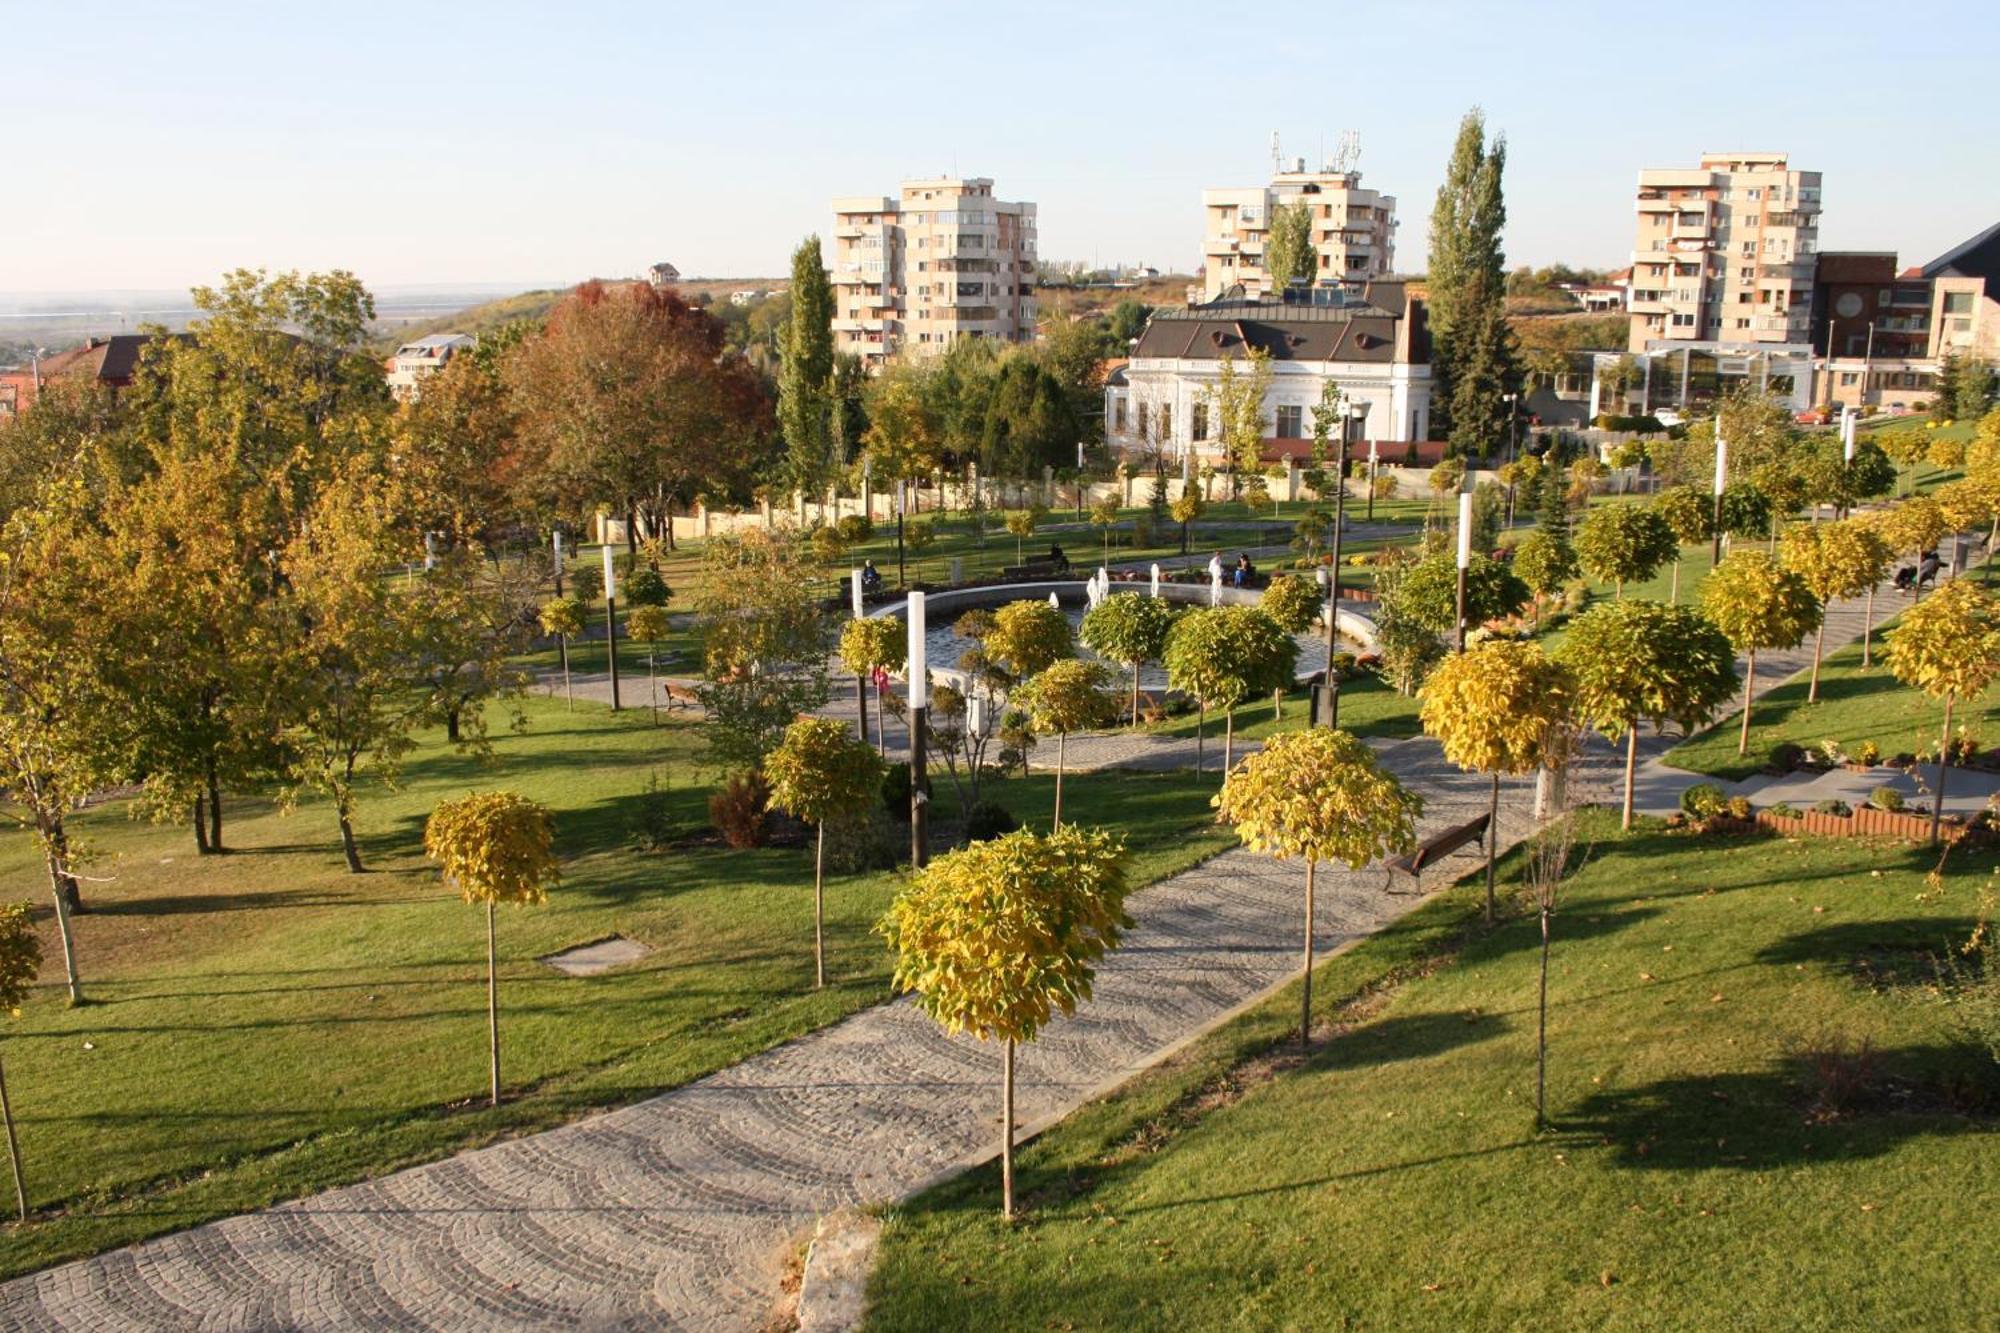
[1105,281,1435,469]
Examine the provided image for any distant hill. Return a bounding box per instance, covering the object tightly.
[368,278,789,353]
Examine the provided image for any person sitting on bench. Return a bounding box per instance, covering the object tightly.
[1047,543,1071,575]
[860,559,883,594]
[1233,552,1256,588]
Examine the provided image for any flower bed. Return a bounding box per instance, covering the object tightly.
[1756,805,1965,843]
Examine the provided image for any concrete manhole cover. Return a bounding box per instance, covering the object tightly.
[540,935,653,976]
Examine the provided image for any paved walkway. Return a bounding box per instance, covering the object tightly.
[0,745,1546,1332]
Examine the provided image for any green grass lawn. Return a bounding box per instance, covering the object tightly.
[1666,609,2000,781]
[0,695,1234,1279]
[1126,671,1425,748]
[865,813,2000,1330]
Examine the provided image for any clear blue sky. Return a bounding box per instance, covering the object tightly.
[7,0,1997,294]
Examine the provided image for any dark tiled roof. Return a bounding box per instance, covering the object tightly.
[1923,221,2000,284]
[37,333,187,386]
[1133,281,1417,364]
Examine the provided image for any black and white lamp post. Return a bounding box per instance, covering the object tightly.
[1711,429,1728,567]
[907,591,929,867]
[850,568,870,747]
[1455,490,1473,652]
[603,543,622,712]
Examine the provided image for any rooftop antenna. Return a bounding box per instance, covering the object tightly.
[1270,130,1282,176]
[1331,130,1361,175]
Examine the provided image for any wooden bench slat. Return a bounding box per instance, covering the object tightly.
[1385,812,1490,876]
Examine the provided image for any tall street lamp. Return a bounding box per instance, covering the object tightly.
[907,591,930,867]
[1710,429,1728,567]
[602,543,622,712]
[1455,491,1473,652]
[1366,436,1380,523]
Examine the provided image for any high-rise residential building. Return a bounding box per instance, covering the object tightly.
[1201,160,1397,302]
[1624,152,1822,353]
[828,177,1037,368]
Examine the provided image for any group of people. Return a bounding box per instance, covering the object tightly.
[1206,551,1258,588]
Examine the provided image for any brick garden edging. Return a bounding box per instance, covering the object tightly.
[1756,806,1966,842]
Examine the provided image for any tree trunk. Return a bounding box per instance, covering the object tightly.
[1537,896,1552,1130]
[814,822,826,989]
[1130,663,1141,729]
[856,673,870,747]
[192,796,210,855]
[1300,859,1317,1049]
[1932,695,1955,846]
[1484,772,1500,926]
[205,758,223,852]
[446,706,462,744]
[561,639,573,709]
[336,792,364,874]
[1621,726,1638,831]
[1808,621,1826,702]
[1001,1037,1016,1220]
[1052,733,1065,832]
[486,900,501,1106]
[1194,701,1205,772]
[0,1053,23,1221]
[1223,708,1235,777]
[1863,586,1875,668]
[1670,557,1681,604]
[1737,651,1757,756]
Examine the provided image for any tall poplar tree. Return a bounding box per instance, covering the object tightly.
[1426,109,1518,455]
[780,236,838,501]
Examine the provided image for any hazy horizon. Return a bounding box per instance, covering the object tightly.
[8,1,1998,292]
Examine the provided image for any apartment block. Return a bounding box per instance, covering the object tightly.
[1201,161,1396,302]
[1625,152,1821,353]
[828,177,1037,367]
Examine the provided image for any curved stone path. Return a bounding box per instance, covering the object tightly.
[0,743,1539,1332]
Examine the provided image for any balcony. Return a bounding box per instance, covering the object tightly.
[832,317,888,333]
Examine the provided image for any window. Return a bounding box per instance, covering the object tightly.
[1735,318,1751,329]
[1113,400,1127,432]
[1191,402,1209,440]
[1136,403,1150,438]
[1276,405,1303,436]
[1944,293,1973,314]
[1840,372,1858,386]
[1672,313,1697,327]
[1161,404,1172,440]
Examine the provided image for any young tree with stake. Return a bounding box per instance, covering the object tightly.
[1164,606,1300,776]
[0,902,40,1219]
[1419,640,1574,923]
[1780,519,1893,699]
[1013,660,1119,828]
[1215,729,1420,1047]
[1653,485,1716,603]
[1575,503,1678,599]
[838,616,905,753]
[765,717,886,988]
[1556,602,1736,829]
[1080,592,1177,727]
[879,826,1131,1218]
[537,596,585,710]
[423,791,560,1107]
[1701,551,1822,756]
[625,605,673,723]
[1885,580,2000,844]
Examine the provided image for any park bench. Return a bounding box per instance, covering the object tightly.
[662,683,702,712]
[1384,812,1491,890]
[1000,560,1067,581]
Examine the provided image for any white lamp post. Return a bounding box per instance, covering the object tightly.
[1150,563,1161,599]
[602,543,622,711]
[907,591,929,866]
[1711,429,1728,565]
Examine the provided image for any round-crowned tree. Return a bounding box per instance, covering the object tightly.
[1080,592,1177,726]
[1555,601,1737,828]
[0,902,41,1219]
[1215,728,1420,1046]
[1419,640,1575,922]
[1164,606,1301,776]
[1012,660,1120,828]
[838,616,907,751]
[424,791,561,1107]
[879,826,1131,1218]
[1576,503,1678,598]
[1653,485,1715,603]
[1780,519,1893,698]
[1512,530,1580,623]
[984,599,1074,686]
[538,595,586,708]
[1393,552,1531,635]
[1874,495,1948,602]
[765,716,886,988]
[1260,572,1322,633]
[1701,550,1822,756]
[1886,579,2000,843]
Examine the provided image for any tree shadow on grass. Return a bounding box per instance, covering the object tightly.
[1559,1042,1998,1171]
[1755,917,1982,993]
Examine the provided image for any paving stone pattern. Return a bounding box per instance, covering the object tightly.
[0,745,1529,1332]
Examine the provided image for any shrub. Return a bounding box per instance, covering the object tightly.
[836,513,874,543]
[1726,795,1752,820]
[1328,651,1358,682]
[1768,741,1805,775]
[624,566,671,607]
[880,763,928,824]
[1791,1029,1879,1121]
[1867,786,1905,812]
[572,563,604,604]
[962,801,1022,844]
[1768,801,1800,818]
[1680,783,1727,820]
[1856,740,1883,766]
[1949,733,1981,764]
[1812,798,1852,817]
[708,771,771,848]
[823,806,900,873]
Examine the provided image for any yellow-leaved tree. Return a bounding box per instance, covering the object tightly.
[879,826,1131,1218]
[1012,660,1119,829]
[1701,551,1822,756]
[1874,495,1947,603]
[837,616,905,754]
[1885,579,2000,843]
[424,791,561,1106]
[764,717,886,988]
[537,595,585,710]
[624,604,673,723]
[1079,593,1178,727]
[1419,641,1575,923]
[1214,729,1422,1047]
[0,901,41,1220]
[982,599,1074,686]
[1780,519,1893,698]
[1164,606,1301,776]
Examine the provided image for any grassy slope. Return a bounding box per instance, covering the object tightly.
[865,815,1999,1330]
[0,695,1232,1279]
